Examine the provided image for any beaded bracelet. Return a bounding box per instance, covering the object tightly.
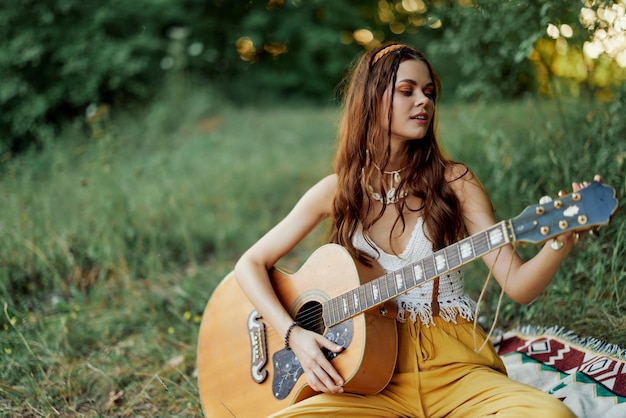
[284,321,300,351]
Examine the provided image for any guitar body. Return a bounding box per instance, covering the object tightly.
[197,244,398,417]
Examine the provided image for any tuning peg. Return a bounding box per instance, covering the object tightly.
[539,195,553,205]
[550,238,564,251]
[558,189,569,198]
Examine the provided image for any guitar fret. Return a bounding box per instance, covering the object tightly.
[374,277,383,303]
[394,271,405,293]
[445,244,461,270]
[384,273,395,298]
[423,256,436,282]
[358,285,367,310]
[433,250,448,274]
[402,265,416,288]
[335,297,342,323]
[349,289,358,316]
[374,277,383,302]
[483,229,492,250]
[469,235,477,259]
[364,281,374,310]
[371,281,380,308]
[372,277,382,303]
[323,299,331,325]
[328,297,338,325]
[372,277,380,302]
[413,260,425,284]
[368,279,381,305]
[341,293,350,319]
[381,274,390,299]
[459,237,473,261]
[456,240,464,264]
[325,298,332,325]
[487,224,506,247]
[473,231,490,255]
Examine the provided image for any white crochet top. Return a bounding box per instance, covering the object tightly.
[353,217,475,326]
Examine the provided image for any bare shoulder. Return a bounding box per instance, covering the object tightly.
[297,174,338,218]
[445,162,469,180]
[444,163,481,196]
[315,173,338,193]
[307,174,337,201]
[445,163,496,232]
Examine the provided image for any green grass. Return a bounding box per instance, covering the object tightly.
[1,85,625,416]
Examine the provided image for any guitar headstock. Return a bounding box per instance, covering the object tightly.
[512,182,619,244]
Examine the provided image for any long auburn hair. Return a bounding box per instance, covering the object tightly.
[330,43,466,264]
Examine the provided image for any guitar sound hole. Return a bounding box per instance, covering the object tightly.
[294,301,353,362]
[295,301,325,335]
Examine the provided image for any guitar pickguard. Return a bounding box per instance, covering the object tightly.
[271,320,353,400]
[324,321,353,360]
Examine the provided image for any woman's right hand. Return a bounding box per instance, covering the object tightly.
[288,326,345,394]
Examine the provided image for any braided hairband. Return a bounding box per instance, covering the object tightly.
[371,44,405,66]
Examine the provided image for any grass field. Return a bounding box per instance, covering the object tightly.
[1,85,625,416]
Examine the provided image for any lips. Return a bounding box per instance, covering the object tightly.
[410,112,429,122]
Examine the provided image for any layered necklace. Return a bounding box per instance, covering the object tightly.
[367,165,408,204]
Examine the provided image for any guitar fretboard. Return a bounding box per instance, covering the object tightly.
[322,220,513,327]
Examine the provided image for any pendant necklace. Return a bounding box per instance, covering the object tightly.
[367,165,408,204]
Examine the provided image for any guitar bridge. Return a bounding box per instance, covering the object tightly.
[247,310,268,383]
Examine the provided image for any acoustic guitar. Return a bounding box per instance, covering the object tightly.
[197,181,618,417]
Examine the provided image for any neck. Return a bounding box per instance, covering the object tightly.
[386,149,407,173]
[388,138,413,167]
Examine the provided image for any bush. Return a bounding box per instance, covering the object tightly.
[0,0,185,154]
[445,88,626,342]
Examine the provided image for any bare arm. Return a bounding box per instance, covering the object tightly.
[234,174,346,393]
[450,166,594,304]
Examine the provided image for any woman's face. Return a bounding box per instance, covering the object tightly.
[382,59,435,144]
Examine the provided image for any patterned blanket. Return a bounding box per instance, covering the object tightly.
[493,326,626,418]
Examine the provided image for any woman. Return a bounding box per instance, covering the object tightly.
[234,43,585,417]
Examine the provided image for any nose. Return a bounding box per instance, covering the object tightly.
[414,90,430,107]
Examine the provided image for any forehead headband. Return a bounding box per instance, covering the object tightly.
[371,44,405,66]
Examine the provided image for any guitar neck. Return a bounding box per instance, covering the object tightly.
[322,220,513,327]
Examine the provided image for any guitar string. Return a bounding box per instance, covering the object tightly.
[284,194,605,344]
[290,231,496,333]
[294,269,403,329]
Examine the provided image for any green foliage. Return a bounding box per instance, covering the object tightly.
[0,272,208,416]
[0,86,339,415]
[6,0,623,154]
[427,0,577,100]
[0,84,337,306]
[0,0,184,154]
[220,0,370,102]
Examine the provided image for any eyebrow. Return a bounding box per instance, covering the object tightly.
[396,79,435,88]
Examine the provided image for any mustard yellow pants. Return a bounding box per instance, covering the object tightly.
[269,316,575,417]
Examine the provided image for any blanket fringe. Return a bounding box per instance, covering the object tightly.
[496,324,626,361]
